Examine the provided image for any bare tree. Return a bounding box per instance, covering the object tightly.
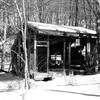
[14,0,30,89]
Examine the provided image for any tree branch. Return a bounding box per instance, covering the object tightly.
[0,0,11,6]
[14,0,23,23]
[86,0,98,17]
[11,50,25,64]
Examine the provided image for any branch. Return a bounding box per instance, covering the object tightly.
[86,0,98,17]
[0,0,11,6]
[0,35,16,46]
[14,0,23,23]
[38,0,54,7]
[0,40,6,45]
[11,50,25,64]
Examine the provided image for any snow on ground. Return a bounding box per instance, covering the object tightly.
[0,72,100,100]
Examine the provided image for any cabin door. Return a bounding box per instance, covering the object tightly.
[37,41,49,72]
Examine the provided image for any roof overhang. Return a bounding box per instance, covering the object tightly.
[27,21,96,37]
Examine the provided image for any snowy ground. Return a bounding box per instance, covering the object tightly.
[0,72,100,100]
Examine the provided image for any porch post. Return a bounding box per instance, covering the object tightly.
[85,38,87,65]
[87,36,91,67]
[68,40,71,75]
[47,35,49,73]
[34,34,37,74]
[63,35,66,75]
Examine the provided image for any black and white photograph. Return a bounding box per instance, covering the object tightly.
[0,0,100,100]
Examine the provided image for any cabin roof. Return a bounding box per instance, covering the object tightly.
[28,21,96,36]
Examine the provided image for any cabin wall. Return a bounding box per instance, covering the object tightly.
[11,28,99,77]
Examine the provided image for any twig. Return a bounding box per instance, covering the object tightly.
[11,49,25,64]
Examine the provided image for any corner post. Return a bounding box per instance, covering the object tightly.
[34,34,37,75]
[63,33,66,75]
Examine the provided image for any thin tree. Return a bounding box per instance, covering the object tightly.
[22,0,30,89]
[1,10,7,71]
[14,0,30,89]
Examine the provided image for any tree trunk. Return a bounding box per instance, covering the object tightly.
[22,0,30,89]
[14,0,30,89]
[1,11,7,70]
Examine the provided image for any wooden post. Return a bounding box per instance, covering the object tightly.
[95,39,99,73]
[87,36,91,67]
[85,37,88,66]
[63,35,66,75]
[47,36,49,74]
[34,34,37,74]
[68,41,71,75]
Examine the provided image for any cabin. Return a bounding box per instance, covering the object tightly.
[10,21,99,77]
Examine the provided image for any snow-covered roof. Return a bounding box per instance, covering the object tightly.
[64,26,96,35]
[28,21,96,36]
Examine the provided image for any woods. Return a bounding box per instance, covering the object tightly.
[1,2,100,100]
[0,0,98,29]
[0,0,100,90]
[0,0,99,39]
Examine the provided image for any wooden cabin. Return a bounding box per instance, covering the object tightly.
[10,21,98,77]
